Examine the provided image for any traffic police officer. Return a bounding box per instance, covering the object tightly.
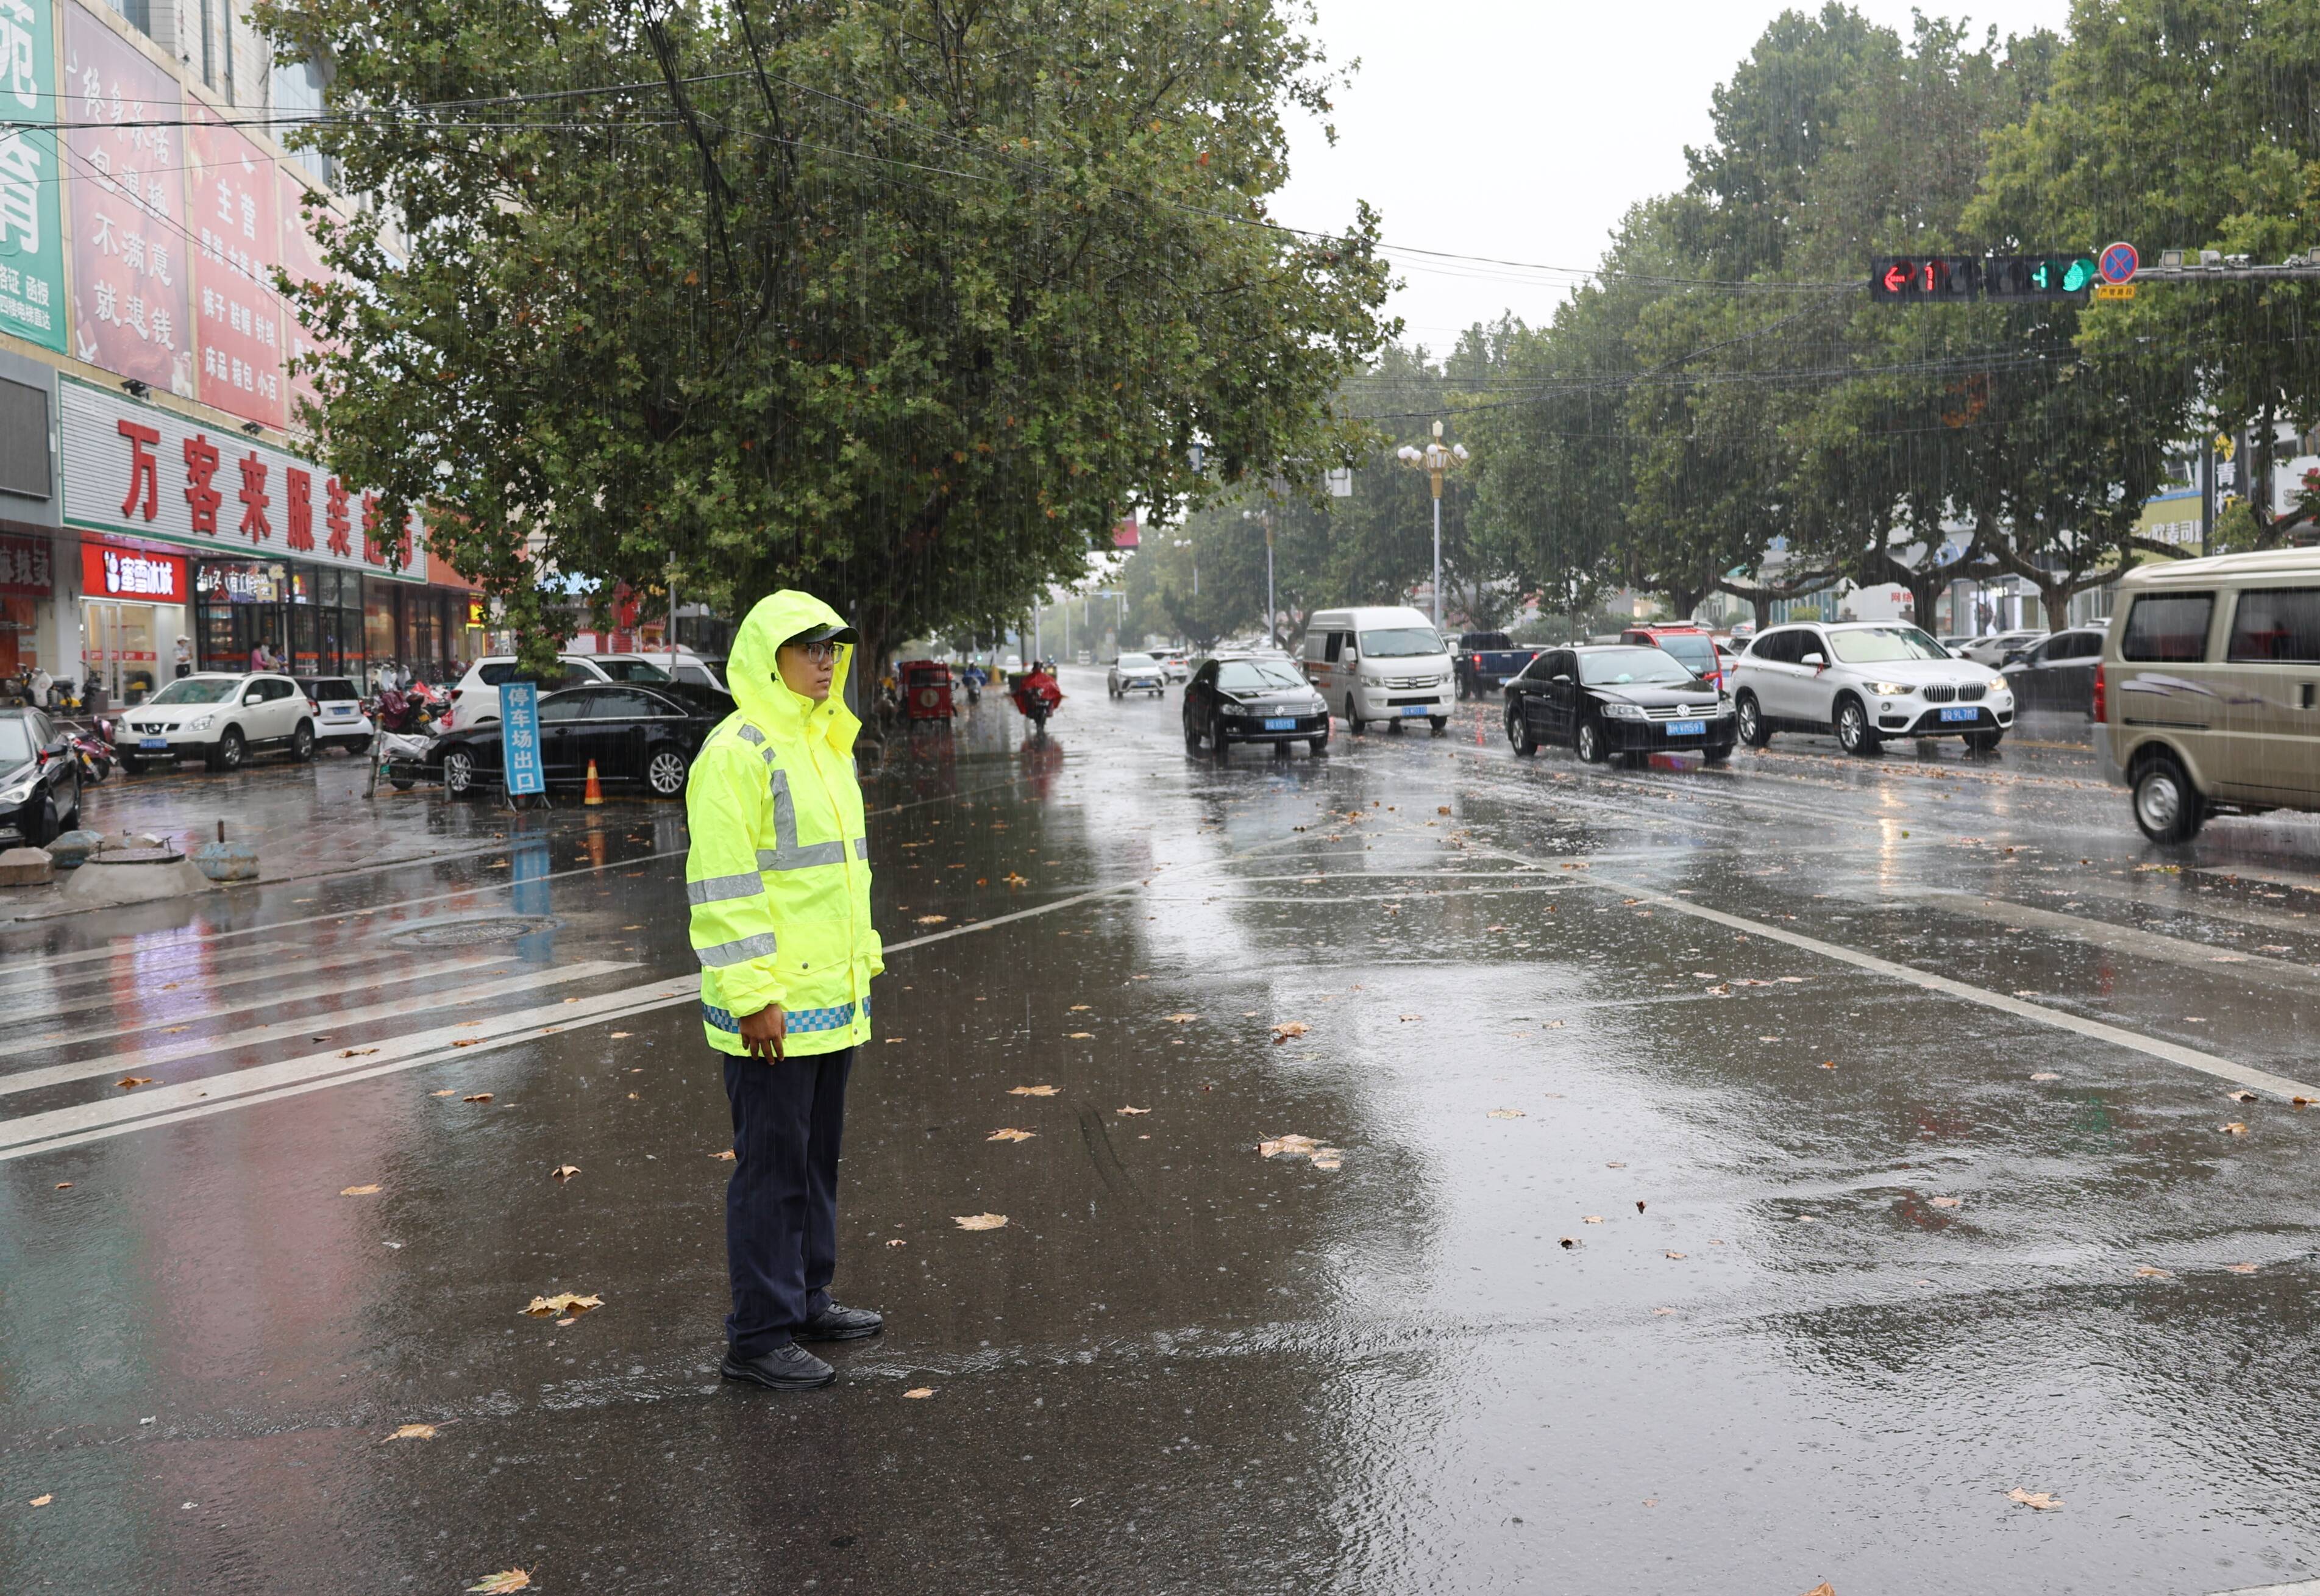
[686,589,885,1390]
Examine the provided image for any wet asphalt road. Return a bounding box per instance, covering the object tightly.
[4,668,2320,1595]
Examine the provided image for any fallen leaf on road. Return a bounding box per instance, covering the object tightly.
[116,1077,155,1090]
[1069,1004,1091,1011]
[1005,873,1028,888]
[1653,1307,1676,1316]
[29,1494,52,1506]
[1487,1108,1526,1119]
[987,1128,1036,1142]
[2031,1072,2060,1081]
[521,1292,602,1317]
[713,1149,735,1160]
[340,1185,380,1196]
[1270,1022,1309,1044]
[466,1572,533,1594]
[2134,1266,2171,1278]
[1398,1013,1423,1022]
[551,1165,580,1181]
[430,1089,457,1097]
[1583,1215,1604,1225]
[953,1213,1009,1231]
[451,1041,483,1049]
[2230,1090,2258,1102]
[338,1047,379,1058]
[2294,1095,2313,1107]
[915,914,948,925]
[1437,805,1451,815]
[1116,1105,1150,1116]
[462,1093,494,1103]
[389,1423,436,1441]
[886,1238,907,1248]
[621,925,642,932]
[1310,1153,1342,1170]
[608,1031,632,1039]
[2221,1122,2249,1135]
[2226,1261,2258,1274]
[53,1182,68,1190]
[1776,976,1805,983]
[1637,1200,1648,1213]
[1067,1031,1094,1039]
[1260,1134,1322,1158]
[1009,1085,1059,1097]
[1606,1161,1626,1169]
[1164,1012,1198,1024]
[903,1387,935,1399]
[1930,1196,1962,1209]
[1799,1584,1837,1596]
[2005,1489,2062,1511]
[1665,1251,1687,1260]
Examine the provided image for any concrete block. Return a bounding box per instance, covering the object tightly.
[191,840,261,883]
[60,854,216,907]
[47,829,104,869]
[0,847,54,887]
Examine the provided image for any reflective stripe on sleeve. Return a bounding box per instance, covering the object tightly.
[686,872,764,906]
[696,932,778,967]
[853,836,869,860]
[736,724,764,746]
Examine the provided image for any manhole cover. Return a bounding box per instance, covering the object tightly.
[391,914,558,949]
[87,847,185,864]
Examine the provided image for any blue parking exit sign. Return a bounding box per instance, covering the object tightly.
[500,682,544,796]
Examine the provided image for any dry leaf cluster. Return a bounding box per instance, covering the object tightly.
[2005,1489,2062,1511]
[521,1292,602,1317]
[1009,1084,1059,1097]
[987,1128,1036,1143]
[953,1213,1009,1231]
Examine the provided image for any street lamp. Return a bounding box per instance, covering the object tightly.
[1397,420,1470,631]
[1242,507,1278,651]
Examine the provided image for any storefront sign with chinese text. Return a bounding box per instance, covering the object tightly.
[0,0,66,352]
[185,105,285,429]
[0,532,54,594]
[62,4,189,391]
[80,537,183,602]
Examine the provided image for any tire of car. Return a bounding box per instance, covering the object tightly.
[344,735,372,756]
[442,746,478,799]
[1109,682,1120,699]
[208,727,245,772]
[291,719,316,763]
[1183,718,1203,755]
[1575,716,1609,764]
[1962,729,2004,753]
[1344,696,1363,735]
[28,794,56,848]
[1429,716,1448,735]
[1309,733,1329,757]
[1211,714,1231,761]
[390,774,418,791]
[646,747,691,797]
[116,754,141,777]
[1703,744,1732,766]
[1736,691,1771,748]
[1507,708,1538,757]
[2132,752,2203,844]
[1834,696,1880,757]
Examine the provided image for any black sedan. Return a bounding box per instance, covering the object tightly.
[2000,625,2104,715]
[0,708,82,846]
[1182,655,1330,759]
[1503,645,1735,764]
[424,683,731,799]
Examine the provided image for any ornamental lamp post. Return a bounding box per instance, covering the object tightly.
[1396,421,1470,631]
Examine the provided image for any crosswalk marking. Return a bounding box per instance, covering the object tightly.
[0,954,505,1044]
[0,960,635,1100]
[0,937,299,994]
[0,941,406,1022]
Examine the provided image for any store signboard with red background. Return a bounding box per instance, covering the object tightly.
[185,105,285,429]
[80,538,185,603]
[61,6,191,396]
[274,166,342,422]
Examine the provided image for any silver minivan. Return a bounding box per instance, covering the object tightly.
[2099,547,2320,841]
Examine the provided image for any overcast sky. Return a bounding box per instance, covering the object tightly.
[1272,0,2077,353]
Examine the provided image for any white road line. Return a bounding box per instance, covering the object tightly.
[1896,888,2320,993]
[0,953,501,1041]
[0,939,382,1019]
[0,960,635,1099]
[1513,856,2320,1102]
[2207,1581,2320,1595]
[0,936,299,993]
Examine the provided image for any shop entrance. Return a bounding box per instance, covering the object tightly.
[82,599,163,706]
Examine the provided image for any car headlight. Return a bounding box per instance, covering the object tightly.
[1988,682,2012,697]
[1869,682,1913,697]
[1601,702,1647,721]
[189,715,213,732]
[0,782,33,805]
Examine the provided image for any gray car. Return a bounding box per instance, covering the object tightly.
[1108,653,1167,698]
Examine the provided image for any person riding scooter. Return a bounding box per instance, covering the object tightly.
[1011,659,1063,733]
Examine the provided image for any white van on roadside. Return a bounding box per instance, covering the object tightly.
[1302,605,1455,733]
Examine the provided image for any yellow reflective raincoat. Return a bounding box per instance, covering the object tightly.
[685,590,882,1056]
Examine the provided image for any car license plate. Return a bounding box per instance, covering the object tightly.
[139,736,168,752]
[329,707,351,717]
[1401,705,1429,717]
[1264,718,1296,730]
[1667,719,1705,737]
[1940,706,1977,723]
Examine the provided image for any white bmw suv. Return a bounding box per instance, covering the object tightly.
[1730,621,2013,755]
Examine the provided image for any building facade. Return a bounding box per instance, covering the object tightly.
[0,0,482,707]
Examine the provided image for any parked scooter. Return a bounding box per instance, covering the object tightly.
[67,725,112,786]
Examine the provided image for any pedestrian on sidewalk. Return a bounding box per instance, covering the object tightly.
[173,636,191,679]
[686,589,885,1391]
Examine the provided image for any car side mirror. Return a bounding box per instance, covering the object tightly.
[1801,652,1826,669]
[2001,650,2026,666]
[1552,673,1574,684]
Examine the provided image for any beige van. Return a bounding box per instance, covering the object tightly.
[2099,547,2320,842]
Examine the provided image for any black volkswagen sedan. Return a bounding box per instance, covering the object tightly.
[1503,644,1734,764]
[0,708,82,846]
[424,683,731,799]
[1182,655,1330,758]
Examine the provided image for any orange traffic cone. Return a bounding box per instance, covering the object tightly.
[583,759,604,807]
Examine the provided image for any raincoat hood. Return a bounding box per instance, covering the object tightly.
[727,589,861,755]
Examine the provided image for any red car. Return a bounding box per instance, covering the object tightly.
[1619,625,1726,694]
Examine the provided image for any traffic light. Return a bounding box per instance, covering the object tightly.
[1984,254,2097,301]
[1870,255,1979,302]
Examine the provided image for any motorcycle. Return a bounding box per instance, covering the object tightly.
[365,687,441,794]
[68,725,113,786]
[1011,663,1063,737]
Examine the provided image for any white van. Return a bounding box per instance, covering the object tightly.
[1302,606,1455,733]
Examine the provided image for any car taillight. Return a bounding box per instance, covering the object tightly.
[451,687,463,699]
[2092,663,2105,721]
[1472,653,1483,666]
[306,699,319,715]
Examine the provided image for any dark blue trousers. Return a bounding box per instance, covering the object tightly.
[723,1046,853,1358]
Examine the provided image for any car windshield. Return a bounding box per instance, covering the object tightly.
[1117,654,1158,669]
[1579,648,1696,686]
[1217,661,1306,691]
[1655,635,1717,672]
[0,719,32,766]
[1829,626,1949,664]
[593,659,672,682]
[146,677,239,705]
[1358,627,1444,658]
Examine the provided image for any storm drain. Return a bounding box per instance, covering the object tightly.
[391,914,560,949]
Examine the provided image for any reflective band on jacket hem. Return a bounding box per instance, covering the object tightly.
[702,997,867,1035]
[696,932,778,967]
[686,872,764,905]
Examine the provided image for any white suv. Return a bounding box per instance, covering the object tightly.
[118,672,319,773]
[1731,621,2014,755]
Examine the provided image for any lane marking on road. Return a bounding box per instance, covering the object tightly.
[0,939,385,1019]
[0,936,301,995]
[2193,863,2320,895]
[2207,1583,2320,1596]
[0,960,635,1100]
[0,952,506,1042]
[1492,853,2320,1101]
[1894,888,2320,994]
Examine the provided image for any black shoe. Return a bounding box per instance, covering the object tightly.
[797,1302,884,1342]
[721,1342,836,1390]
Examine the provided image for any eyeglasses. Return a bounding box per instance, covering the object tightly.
[789,641,840,663]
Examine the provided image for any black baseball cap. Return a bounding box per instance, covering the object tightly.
[784,622,859,647]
